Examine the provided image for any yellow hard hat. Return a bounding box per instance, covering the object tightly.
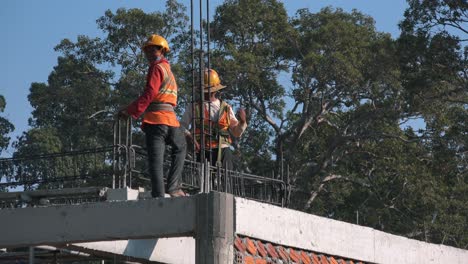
[203,69,226,92]
[142,34,170,53]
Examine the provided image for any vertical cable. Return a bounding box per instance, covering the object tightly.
[199,0,206,191]
[206,0,213,167]
[190,0,196,164]
[128,117,133,188]
[112,120,117,189]
[29,247,34,264]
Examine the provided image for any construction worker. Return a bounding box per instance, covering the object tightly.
[119,34,187,198]
[181,69,247,170]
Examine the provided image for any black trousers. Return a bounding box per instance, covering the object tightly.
[198,147,233,171]
[143,124,187,198]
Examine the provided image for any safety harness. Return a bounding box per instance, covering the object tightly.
[195,100,231,166]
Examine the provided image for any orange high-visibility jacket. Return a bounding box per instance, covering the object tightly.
[142,61,179,127]
[194,100,231,149]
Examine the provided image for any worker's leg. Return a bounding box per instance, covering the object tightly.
[221,147,233,171]
[166,126,187,193]
[208,149,216,166]
[144,124,168,198]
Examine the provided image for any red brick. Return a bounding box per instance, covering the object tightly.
[255,259,267,264]
[244,255,254,264]
[289,248,301,263]
[311,253,321,264]
[256,241,268,258]
[266,243,279,259]
[328,256,339,264]
[277,246,289,262]
[235,237,247,253]
[320,255,329,264]
[245,237,258,256]
[301,251,312,264]
[338,260,347,264]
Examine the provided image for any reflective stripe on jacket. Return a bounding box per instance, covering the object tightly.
[143,61,179,127]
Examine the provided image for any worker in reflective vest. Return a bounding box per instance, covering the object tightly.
[181,69,247,170]
[119,34,186,198]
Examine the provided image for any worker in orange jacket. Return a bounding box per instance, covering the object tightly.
[119,34,186,198]
[181,69,247,170]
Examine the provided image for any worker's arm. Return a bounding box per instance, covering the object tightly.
[229,107,247,138]
[180,104,200,152]
[180,103,192,135]
[124,62,164,119]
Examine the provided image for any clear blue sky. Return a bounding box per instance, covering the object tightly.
[0,0,409,156]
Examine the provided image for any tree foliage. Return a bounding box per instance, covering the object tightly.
[395,0,467,247]
[208,0,467,248]
[0,95,14,156]
[401,0,468,37]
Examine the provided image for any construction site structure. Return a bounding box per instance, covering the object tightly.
[1,189,468,263]
[1,0,468,263]
[0,118,467,263]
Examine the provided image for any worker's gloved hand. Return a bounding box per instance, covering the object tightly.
[237,108,247,124]
[194,139,200,152]
[186,134,201,152]
[117,109,129,119]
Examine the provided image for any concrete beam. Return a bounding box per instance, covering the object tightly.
[0,187,107,202]
[0,197,196,248]
[60,192,235,264]
[62,192,234,264]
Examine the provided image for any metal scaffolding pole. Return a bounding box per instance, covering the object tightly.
[206,0,213,167]
[29,246,34,264]
[198,0,206,193]
[191,0,196,166]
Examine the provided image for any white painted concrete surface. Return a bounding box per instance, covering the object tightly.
[69,188,196,263]
[373,230,468,264]
[235,197,468,264]
[70,237,195,264]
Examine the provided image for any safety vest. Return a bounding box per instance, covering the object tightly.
[143,61,179,127]
[194,100,231,149]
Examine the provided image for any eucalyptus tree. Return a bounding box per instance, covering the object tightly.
[55,0,190,115]
[209,2,458,246]
[0,95,14,156]
[395,0,468,247]
[208,0,292,175]
[9,57,113,189]
[210,1,408,209]
[401,0,468,37]
[284,7,420,224]
[0,95,14,191]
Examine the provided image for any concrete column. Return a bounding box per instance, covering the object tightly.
[195,192,234,264]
